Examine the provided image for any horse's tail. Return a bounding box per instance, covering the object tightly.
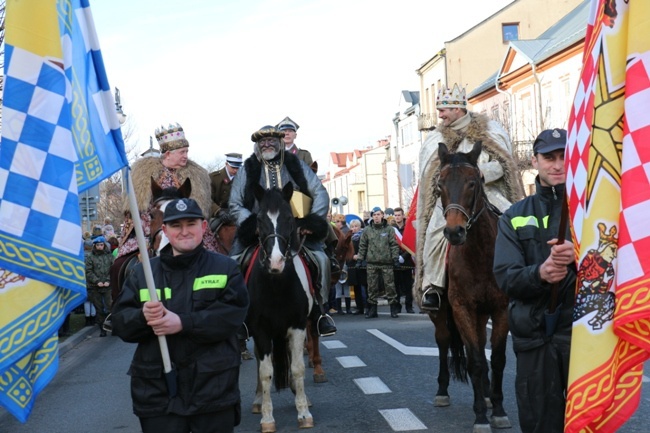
[272,335,291,390]
[447,306,469,383]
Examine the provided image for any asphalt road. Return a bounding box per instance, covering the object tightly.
[1,306,649,433]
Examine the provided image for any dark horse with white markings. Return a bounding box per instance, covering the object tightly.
[246,184,314,432]
[429,141,511,433]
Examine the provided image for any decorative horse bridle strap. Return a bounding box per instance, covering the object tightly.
[440,162,485,232]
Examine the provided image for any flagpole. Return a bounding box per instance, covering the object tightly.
[125,172,174,378]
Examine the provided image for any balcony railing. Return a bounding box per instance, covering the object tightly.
[512,140,534,170]
[417,113,437,131]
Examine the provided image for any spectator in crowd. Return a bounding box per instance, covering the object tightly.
[393,207,415,313]
[85,236,114,337]
[348,219,367,314]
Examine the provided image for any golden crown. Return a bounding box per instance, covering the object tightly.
[436,83,467,109]
[597,222,618,251]
[155,123,189,153]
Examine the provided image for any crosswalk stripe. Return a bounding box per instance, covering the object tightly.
[379,408,428,431]
[322,340,347,349]
[336,355,366,368]
[354,376,391,394]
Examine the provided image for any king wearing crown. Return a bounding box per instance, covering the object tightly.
[116,123,217,261]
[414,83,525,312]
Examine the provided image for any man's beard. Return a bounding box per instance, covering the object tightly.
[260,147,279,160]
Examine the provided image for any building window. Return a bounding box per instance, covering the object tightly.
[502,23,519,42]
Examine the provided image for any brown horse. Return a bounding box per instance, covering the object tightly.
[429,141,511,433]
[304,224,354,383]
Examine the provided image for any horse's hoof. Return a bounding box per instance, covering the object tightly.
[472,423,492,433]
[433,395,450,407]
[490,416,512,429]
[298,417,314,429]
[313,373,328,383]
[260,421,276,433]
[252,403,261,414]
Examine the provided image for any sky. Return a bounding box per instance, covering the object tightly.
[91,0,514,170]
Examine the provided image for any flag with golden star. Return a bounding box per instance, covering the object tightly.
[565,1,650,432]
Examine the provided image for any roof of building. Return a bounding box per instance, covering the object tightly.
[468,0,590,99]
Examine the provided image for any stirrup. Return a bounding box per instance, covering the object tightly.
[102,314,112,333]
[317,314,337,337]
[421,287,442,312]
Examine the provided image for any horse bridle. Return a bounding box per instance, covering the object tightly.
[257,228,306,264]
[440,163,485,232]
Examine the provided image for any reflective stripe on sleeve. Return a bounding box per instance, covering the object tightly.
[138,287,172,302]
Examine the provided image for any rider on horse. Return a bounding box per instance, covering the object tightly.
[228,125,337,337]
[415,83,524,312]
[116,123,218,259]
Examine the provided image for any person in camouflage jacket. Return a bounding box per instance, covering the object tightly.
[356,207,401,318]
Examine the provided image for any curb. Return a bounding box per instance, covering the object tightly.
[59,326,97,357]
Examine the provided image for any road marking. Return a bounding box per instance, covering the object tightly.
[367,329,492,357]
[354,376,391,394]
[379,408,428,431]
[322,340,347,349]
[336,355,366,368]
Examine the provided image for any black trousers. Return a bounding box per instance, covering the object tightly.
[139,406,237,433]
[515,340,570,433]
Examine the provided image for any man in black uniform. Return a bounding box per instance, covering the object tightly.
[493,129,575,433]
[112,198,249,433]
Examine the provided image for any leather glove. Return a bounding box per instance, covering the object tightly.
[393,258,400,268]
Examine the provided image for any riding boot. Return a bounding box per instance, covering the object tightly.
[345,297,352,314]
[390,302,400,318]
[365,304,378,319]
[317,302,337,337]
[421,285,443,311]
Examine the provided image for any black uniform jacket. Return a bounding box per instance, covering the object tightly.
[112,244,249,418]
[493,179,576,353]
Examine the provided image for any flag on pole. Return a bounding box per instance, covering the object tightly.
[565,1,650,432]
[0,0,128,422]
[401,186,418,255]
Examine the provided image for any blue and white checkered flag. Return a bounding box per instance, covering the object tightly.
[0,0,128,422]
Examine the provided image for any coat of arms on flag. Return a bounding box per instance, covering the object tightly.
[0,0,127,422]
[565,1,650,432]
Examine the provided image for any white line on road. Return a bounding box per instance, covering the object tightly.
[367,329,492,357]
[379,408,428,431]
[321,340,347,349]
[354,376,391,394]
[336,355,367,368]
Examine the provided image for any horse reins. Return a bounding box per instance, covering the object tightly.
[440,163,486,232]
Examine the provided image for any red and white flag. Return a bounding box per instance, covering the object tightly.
[401,187,418,256]
[565,1,650,432]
